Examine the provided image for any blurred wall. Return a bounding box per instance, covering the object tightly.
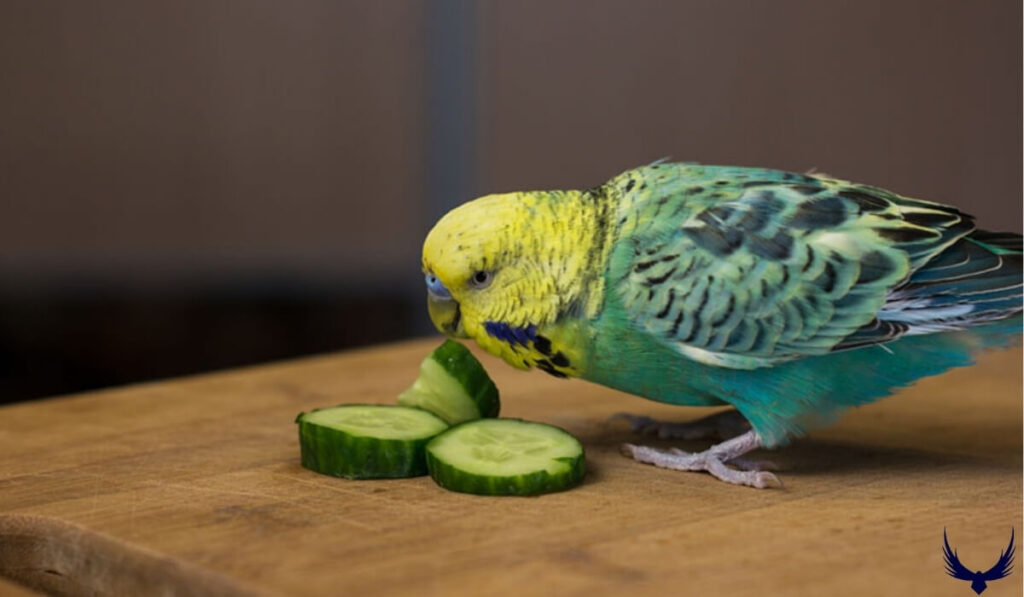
[475,0,1022,230]
[0,1,433,400]
[1,0,429,288]
[1,0,1020,401]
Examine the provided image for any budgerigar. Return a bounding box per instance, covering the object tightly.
[420,163,1022,488]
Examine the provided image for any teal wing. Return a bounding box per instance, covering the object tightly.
[608,164,977,369]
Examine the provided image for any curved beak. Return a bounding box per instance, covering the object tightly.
[427,294,467,338]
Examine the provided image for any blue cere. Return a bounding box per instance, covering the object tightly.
[425,273,451,299]
[484,321,537,347]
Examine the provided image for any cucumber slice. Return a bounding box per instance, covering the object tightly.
[296,404,449,479]
[425,419,585,495]
[397,340,500,425]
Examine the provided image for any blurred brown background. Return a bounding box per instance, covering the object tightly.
[1,0,1020,403]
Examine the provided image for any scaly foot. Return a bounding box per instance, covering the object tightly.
[622,429,782,489]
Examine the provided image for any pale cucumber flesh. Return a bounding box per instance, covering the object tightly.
[426,418,585,495]
[397,340,500,425]
[398,358,481,424]
[301,404,448,440]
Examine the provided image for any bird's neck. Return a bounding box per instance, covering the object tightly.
[519,188,615,322]
[465,188,615,376]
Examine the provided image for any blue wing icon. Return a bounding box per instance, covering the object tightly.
[943,527,1015,594]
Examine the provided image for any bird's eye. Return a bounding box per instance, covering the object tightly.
[469,270,492,289]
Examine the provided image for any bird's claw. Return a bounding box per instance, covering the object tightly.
[621,429,783,489]
[667,448,777,471]
[624,443,782,489]
[724,457,779,472]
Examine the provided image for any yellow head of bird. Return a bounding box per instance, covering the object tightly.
[423,193,546,338]
[421,189,608,351]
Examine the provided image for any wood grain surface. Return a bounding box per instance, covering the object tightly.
[0,338,1021,596]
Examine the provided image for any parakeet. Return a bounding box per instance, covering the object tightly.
[421,163,1022,488]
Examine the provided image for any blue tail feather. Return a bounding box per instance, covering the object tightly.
[735,315,1021,447]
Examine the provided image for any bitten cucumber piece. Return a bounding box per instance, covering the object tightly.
[296,404,449,479]
[426,418,585,495]
[398,340,500,425]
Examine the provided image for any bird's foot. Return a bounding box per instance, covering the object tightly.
[621,429,782,489]
[725,457,779,472]
[612,409,751,441]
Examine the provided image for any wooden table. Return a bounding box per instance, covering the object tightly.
[1,338,1021,596]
